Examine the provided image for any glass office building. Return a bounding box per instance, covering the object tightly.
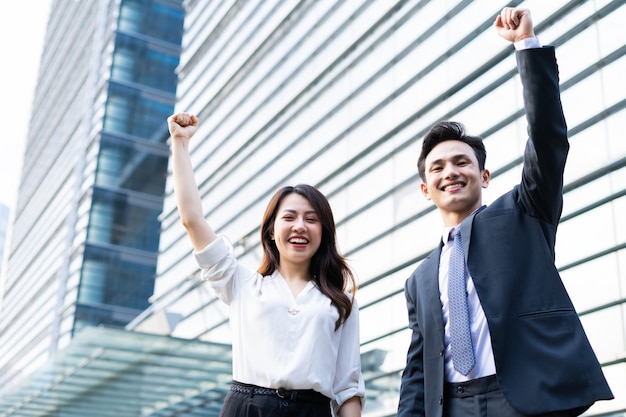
[1,0,624,416]
[0,203,9,275]
[146,0,625,416]
[0,0,184,393]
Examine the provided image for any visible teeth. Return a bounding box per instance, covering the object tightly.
[290,238,307,244]
[445,183,463,191]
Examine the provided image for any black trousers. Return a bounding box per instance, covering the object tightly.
[219,381,332,417]
[444,375,578,417]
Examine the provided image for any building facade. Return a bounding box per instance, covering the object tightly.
[1,0,624,416]
[0,0,184,389]
[147,0,626,416]
[0,203,9,274]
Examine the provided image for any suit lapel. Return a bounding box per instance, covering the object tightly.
[420,206,485,342]
[421,246,445,340]
[459,205,485,263]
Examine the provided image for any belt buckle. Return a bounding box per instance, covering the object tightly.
[276,388,293,400]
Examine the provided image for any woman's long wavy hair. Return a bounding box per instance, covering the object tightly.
[258,184,356,330]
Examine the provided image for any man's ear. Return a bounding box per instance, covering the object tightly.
[420,182,432,200]
[481,169,491,188]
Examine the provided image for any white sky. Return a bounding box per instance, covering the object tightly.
[0,2,52,212]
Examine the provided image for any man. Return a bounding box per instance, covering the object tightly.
[397,7,613,417]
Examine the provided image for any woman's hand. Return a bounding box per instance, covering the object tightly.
[168,112,199,141]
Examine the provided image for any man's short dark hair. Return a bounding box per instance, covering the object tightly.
[417,121,487,182]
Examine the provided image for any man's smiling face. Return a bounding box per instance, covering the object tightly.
[420,139,490,225]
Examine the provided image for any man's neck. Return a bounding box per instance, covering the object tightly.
[441,205,483,227]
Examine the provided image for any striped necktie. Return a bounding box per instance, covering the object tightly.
[448,228,475,375]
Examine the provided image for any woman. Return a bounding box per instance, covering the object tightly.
[167,112,365,417]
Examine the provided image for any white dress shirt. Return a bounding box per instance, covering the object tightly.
[194,236,365,412]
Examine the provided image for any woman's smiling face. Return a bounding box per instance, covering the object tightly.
[272,193,322,267]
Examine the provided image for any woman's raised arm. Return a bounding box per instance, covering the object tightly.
[168,112,218,251]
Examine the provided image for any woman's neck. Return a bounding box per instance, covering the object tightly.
[277,261,311,283]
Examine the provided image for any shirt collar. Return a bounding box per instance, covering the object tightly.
[440,205,484,245]
[441,226,457,246]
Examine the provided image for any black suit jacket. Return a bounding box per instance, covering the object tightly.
[397,47,613,417]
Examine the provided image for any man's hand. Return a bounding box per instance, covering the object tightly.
[494,7,535,43]
[167,112,199,141]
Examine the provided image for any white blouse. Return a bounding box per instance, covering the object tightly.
[194,236,365,412]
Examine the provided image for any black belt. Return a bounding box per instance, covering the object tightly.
[230,381,330,403]
[445,374,499,398]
